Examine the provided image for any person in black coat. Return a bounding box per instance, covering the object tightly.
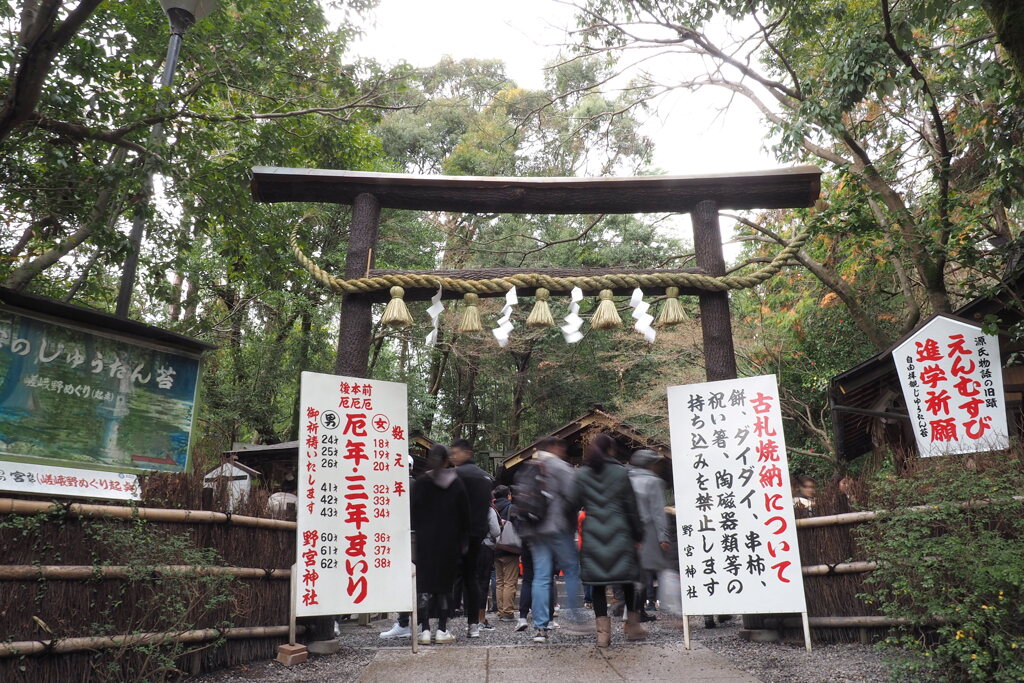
[411,444,470,644]
[449,438,494,637]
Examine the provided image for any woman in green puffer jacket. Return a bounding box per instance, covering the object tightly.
[568,433,646,647]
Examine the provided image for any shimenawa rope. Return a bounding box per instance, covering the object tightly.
[288,222,808,295]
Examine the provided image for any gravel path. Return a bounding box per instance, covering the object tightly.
[192,611,893,682]
[693,618,892,682]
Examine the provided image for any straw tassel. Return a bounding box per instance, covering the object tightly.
[381,286,413,328]
[656,286,687,327]
[590,289,622,330]
[526,288,555,328]
[458,292,483,333]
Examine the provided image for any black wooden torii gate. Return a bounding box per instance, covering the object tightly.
[249,165,822,386]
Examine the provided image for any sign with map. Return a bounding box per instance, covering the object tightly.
[0,308,201,482]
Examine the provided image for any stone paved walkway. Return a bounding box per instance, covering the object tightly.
[357,642,759,682]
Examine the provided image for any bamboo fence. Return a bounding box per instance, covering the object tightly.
[2,483,1018,680]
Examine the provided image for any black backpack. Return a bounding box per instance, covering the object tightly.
[511,459,550,529]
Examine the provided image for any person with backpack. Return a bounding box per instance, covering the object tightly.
[514,436,584,643]
[492,485,520,622]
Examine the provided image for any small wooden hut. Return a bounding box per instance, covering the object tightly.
[498,406,670,483]
[222,431,436,485]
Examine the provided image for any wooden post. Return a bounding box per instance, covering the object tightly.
[410,562,419,654]
[692,199,746,633]
[276,562,308,666]
[691,199,737,382]
[334,192,382,377]
[289,562,298,646]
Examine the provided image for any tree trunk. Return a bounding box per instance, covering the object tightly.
[508,348,533,450]
[984,0,1024,79]
[289,310,313,442]
[0,0,105,145]
[449,362,478,441]
[5,146,127,291]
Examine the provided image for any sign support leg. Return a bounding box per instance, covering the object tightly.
[411,565,419,653]
[289,562,297,645]
[683,612,691,650]
[801,611,812,652]
[276,563,308,666]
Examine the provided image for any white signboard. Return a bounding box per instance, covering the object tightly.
[668,374,807,616]
[295,371,413,617]
[0,460,140,500]
[892,315,1008,458]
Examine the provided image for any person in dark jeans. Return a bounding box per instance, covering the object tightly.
[450,439,494,639]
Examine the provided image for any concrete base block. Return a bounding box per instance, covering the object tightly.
[307,639,342,655]
[276,643,308,666]
[738,629,781,643]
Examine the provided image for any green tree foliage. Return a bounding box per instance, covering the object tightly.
[858,453,1024,681]
[571,0,1024,465]
[349,56,694,456]
[0,0,415,453]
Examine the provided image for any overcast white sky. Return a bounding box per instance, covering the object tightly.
[348,0,782,255]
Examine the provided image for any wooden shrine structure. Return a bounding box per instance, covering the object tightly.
[250,165,822,384]
[499,406,671,482]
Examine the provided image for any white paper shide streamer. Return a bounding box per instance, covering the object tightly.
[629,287,656,343]
[561,287,584,344]
[425,286,444,346]
[492,287,518,347]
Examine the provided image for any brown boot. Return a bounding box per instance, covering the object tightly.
[624,610,648,641]
[596,616,611,648]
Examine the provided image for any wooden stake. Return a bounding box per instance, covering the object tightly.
[801,611,813,652]
[683,612,691,650]
[411,563,418,654]
[289,562,297,646]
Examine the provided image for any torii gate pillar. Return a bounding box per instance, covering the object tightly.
[692,199,737,381]
[334,192,381,378]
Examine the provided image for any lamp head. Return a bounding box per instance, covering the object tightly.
[159,0,216,34]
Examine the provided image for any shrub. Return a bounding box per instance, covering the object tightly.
[857,452,1024,682]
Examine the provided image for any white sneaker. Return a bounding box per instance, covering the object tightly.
[434,629,456,644]
[417,628,432,645]
[468,623,481,638]
[379,622,412,639]
[515,618,528,631]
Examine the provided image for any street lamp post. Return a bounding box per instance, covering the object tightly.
[115,0,216,318]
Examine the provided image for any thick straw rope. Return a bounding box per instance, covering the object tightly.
[289,222,808,295]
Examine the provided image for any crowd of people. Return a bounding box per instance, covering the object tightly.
[375,435,831,647]
[379,435,678,647]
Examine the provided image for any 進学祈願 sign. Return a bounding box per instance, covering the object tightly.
[892,315,1008,458]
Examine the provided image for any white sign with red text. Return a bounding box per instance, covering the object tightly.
[892,316,1008,458]
[295,371,413,617]
[668,374,807,616]
[0,460,139,500]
